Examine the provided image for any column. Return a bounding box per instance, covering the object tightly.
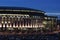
[0,16,2,28]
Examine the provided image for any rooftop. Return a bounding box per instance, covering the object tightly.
[0,6,45,13]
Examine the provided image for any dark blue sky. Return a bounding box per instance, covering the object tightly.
[0,0,60,15]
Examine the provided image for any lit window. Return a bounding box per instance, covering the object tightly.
[43,21,47,24]
[35,16,37,18]
[45,17,47,19]
[48,17,50,19]
[34,24,38,28]
[2,21,4,23]
[8,28,14,30]
[8,21,10,23]
[5,21,7,24]
[17,16,20,18]
[10,16,15,18]
[25,16,28,18]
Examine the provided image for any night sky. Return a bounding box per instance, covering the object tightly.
[0,0,60,15]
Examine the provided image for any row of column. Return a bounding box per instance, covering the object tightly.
[0,16,44,28]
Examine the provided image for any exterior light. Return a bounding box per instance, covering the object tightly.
[3,24,5,27]
[13,24,15,28]
[43,21,47,24]
[40,24,45,28]
[0,24,2,28]
[45,17,47,19]
[2,21,4,23]
[5,21,7,24]
[8,21,10,23]
[6,24,9,27]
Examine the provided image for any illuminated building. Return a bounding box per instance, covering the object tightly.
[0,7,57,34]
[43,16,57,32]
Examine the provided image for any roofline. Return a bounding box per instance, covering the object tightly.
[0,6,45,13]
[44,15,57,18]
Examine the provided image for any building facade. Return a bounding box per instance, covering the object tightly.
[0,7,57,34]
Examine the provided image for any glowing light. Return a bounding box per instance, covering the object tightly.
[3,24,5,27]
[45,17,47,19]
[43,21,47,24]
[10,24,12,27]
[16,25,18,28]
[22,24,24,28]
[2,21,4,23]
[6,24,9,27]
[28,25,31,28]
[40,24,44,28]
[8,21,10,23]
[0,24,2,27]
[30,25,32,28]
[34,25,38,28]
[24,25,27,28]
[33,25,35,28]
[5,21,7,24]
[13,24,15,28]
[19,25,21,28]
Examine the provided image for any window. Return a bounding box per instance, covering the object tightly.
[44,17,47,19]
[48,17,50,19]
